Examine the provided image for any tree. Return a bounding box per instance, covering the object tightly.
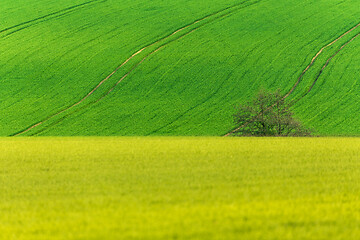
[231,89,311,136]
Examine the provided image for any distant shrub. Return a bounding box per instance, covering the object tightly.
[232,89,311,136]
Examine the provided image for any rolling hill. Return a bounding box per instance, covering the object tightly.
[1,0,359,136]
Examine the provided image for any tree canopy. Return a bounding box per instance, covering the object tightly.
[231,90,311,136]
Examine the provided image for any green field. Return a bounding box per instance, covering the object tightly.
[2,1,360,238]
[1,0,359,136]
[1,137,360,239]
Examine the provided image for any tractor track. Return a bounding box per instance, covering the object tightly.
[302,32,360,97]
[283,22,360,99]
[0,0,106,38]
[224,21,360,137]
[12,0,260,136]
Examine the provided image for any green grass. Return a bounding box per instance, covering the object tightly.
[293,39,360,136]
[1,0,359,136]
[1,137,360,239]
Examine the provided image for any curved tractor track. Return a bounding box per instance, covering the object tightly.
[283,22,360,99]
[225,21,360,137]
[302,32,360,97]
[12,0,261,136]
[0,0,106,38]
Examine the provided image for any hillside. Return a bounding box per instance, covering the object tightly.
[1,0,359,136]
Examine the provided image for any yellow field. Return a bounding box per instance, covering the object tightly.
[1,137,360,239]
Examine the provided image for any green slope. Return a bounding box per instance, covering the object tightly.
[1,0,359,136]
[293,37,360,136]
